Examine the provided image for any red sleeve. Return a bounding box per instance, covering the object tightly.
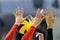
[4,24,18,40]
[21,26,36,40]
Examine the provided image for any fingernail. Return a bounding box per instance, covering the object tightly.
[40,9,44,13]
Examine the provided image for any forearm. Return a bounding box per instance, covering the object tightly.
[21,26,36,40]
[39,35,44,40]
[4,24,18,40]
[47,28,53,40]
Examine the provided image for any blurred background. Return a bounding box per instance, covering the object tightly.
[0,0,60,40]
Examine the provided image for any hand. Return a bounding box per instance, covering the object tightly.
[45,9,56,29]
[36,32,44,40]
[14,7,25,25]
[36,32,43,37]
[29,8,44,27]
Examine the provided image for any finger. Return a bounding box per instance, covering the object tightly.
[45,9,51,16]
[39,12,44,19]
[39,14,44,22]
[36,9,44,18]
[17,7,21,15]
[36,34,39,38]
[14,7,21,16]
[28,15,34,20]
[21,17,27,23]
[38,9,44,17]
[20,8,23,17]
[40,9,44,13]
[14,8,18,17]
[47,9,53,15]
[45,11,49,16]
[13,12,16,17]
[23,16,29,20]
[36,32,42,38]
[21,16,29,23]
[36,8,40,17]
[40,16,44,22]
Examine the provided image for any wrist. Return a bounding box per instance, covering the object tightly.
[15,22,20,25]
[47,25,53,29]
[47,23,53,29]
[32,24,38,28]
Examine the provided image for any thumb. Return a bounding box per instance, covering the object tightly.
[28,15,34,21]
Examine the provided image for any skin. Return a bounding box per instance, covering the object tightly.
[4,7,56,40]
[6,7,45,40]
[21,8,44,40]
[15,8,44,28]
[29,9,56,40]
[14,8,56,29]
[15,8,44,40]
[45,9,56,29]
[36,32,44,40]
[4,8,28,40]
[28,8,44,28]
[14,7,28,25]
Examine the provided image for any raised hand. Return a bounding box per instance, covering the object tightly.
[29,8,44,27]
[45,9,56,29]
[14,8,25,25]
[36,32,44,40]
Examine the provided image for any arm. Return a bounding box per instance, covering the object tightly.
[36,32,44,40]
[47,28,53,40]
[4,24,18,40]
[45,9,56,40]
[21,26,36,40]
[39,34,44,40]
[4,8,25,40]
[21,8,44,40]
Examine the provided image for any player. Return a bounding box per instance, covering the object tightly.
[21,9,56,40]
[4,8,44,40]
